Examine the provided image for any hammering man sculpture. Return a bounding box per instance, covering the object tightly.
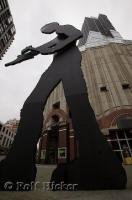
[0,22,127,191]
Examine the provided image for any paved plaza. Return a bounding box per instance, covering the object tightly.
[0,165,132,200]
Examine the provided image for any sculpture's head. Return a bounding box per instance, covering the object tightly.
[41,22,59,34]
[39,22,83,54]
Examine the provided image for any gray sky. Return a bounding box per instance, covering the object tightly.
[0,0,132,123]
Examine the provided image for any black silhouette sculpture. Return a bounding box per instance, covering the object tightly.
[0,22,127,191]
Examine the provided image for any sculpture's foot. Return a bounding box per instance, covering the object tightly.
[0,159,37,191]
[50,159,127,191]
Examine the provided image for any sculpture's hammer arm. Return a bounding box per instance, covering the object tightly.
[5,46,39,67]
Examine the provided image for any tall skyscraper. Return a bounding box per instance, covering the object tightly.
[0,0,16,60]
[78,14,123,49]
[38,14,132,165]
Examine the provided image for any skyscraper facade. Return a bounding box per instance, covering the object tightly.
[0,0,16,60]
[38,14,132,165]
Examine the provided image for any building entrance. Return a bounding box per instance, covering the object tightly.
[45,116,59,164]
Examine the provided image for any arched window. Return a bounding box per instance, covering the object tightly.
[117,116,132,129]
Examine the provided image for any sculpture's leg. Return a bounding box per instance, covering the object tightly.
[60,63,127,190]
[0,64,61,191]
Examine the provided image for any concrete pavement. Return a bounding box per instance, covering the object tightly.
[0,165,132,200]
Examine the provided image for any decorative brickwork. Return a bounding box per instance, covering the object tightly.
[98,109,132,129]
[44,108,68,129]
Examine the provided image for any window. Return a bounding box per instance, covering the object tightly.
[41,150,46,159]
[69,110,72,118]
[9,140,12,147]
[126,130,132,139]
[5,138,9,147]
[0,135,3,140]
[2,137,6,146]
[2,0,7,8]
[2,127,5,132]
[8,16,12,24]
[0,39,5,49]
[111,141,119,150]
[4,34,8,42]
[11,26,15,34]
[0,1,4,9]
[128,140,132,150]
[117,117,132,129]
[58,147,67,158]
[0,25,4,35]
[100,86,108,92]
[53,102,60,109]
[0,4,2,11]
[107,129,132,163]
[117,129,125,139]
[122,83,130,89]
[52,115,59,123]
[108,130,117,140]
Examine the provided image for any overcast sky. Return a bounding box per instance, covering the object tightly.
[0,0,132,123]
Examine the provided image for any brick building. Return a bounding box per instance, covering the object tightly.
[0,0,16,60]
[0,122,16,156]
[38,14,132,165]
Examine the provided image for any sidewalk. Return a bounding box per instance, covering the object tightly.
[0,165,132,200]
